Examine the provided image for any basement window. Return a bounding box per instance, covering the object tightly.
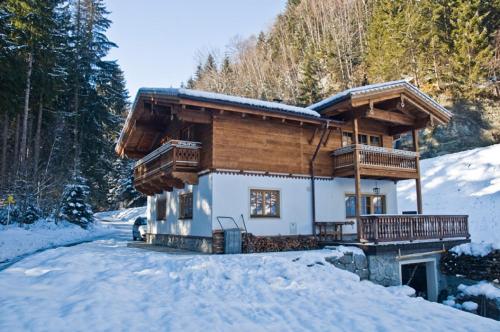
[179,192,193,219]
[250,189,280,218]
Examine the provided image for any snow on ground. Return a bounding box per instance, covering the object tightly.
[451,242,500,257]
[0,220,113,263]
[94,206,146,223]
[0,221,498,332]
[458,281,500,300]
[398,144,500,244]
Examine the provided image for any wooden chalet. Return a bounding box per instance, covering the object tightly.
[116,80,468,251]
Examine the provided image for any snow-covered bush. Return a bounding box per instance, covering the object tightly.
[0,205,22,225]
[22,201,42,224]
[58,176,94,228]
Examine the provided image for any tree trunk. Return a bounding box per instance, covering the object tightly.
[1,112,9,187]
[34,97,43,177]
[13,113,21,176]
[19,52,33,167]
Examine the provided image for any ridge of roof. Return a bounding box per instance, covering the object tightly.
[136,87,321,118]
[307,80,452,117]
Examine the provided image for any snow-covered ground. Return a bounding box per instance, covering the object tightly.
[398,144,500,244]
[0,220,498,331]
[94,206,146,223]
[0,220,113,263]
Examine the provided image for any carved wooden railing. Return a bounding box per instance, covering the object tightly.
[358,215,469,243]
[315,221,355,242]
[331,144,418,171]
[134,140,201,181]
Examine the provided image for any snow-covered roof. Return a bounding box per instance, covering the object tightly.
[137,87,321,118]
[308,80,452,118]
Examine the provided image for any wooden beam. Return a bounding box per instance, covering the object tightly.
[412,129,423,214]
[178,98,323,125]
[365,108,415,126]
[308,128,318,145]
[353,117,362,240]
[177,108,212,124]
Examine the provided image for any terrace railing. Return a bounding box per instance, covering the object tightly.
[358,215,469,243]
[331,144,418,173]
[134,139,201,182]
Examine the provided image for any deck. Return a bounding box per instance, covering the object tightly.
[134,139,201,195]
[331,144,419,179]
[315,215,469,244]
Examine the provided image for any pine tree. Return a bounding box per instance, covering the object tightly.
[59,175,94,228]
[450,0,493,97]
[297,51,323,106]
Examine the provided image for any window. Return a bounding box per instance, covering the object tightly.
[342,132,382,147]
[179,192,193,219]
[250,189,280,218]
[369,135,382,147]
[342,132,353,147]
[358,134,368,144]
[345,194,386,217]
[156,194,166,221]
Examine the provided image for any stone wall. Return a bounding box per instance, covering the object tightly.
[146,233,213,253]
[366,253,400,286]
[325,251,369,280]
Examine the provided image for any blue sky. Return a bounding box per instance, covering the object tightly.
[105,0,287,98]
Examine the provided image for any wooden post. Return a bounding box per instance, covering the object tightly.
[412,129,423,214]
[353,118,362,240]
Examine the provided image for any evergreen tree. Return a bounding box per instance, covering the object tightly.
[449,0,493,97]
[297,51,323,106]
[59,175,94,228]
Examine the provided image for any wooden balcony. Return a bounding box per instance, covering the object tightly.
[358,215,469,243]
[134,140,201,195]
[331,144,419,179]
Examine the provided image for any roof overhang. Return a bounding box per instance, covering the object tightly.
[308,80,452,132]
[116,88,331,159]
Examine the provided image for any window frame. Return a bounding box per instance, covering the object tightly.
[341,131,383,147]
[345,193,386,218]
[249,189,281,218]
[156,194,167,221]
[178,192,193,220]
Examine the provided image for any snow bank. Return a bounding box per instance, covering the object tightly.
[94,206,145,223]
[461,301,479,312]
[451,242,500,257]
[458,281,500,300]
[386,285,416,297]
[0,220,113,262]
[0,244,498,331]
[398,144,500,243]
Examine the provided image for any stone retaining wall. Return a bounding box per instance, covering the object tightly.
[325,251,369,280]
[146,233,213,253]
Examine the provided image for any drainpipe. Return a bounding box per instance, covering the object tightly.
[310,120,330,236]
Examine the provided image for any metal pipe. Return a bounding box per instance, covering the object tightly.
[310,121,330,236]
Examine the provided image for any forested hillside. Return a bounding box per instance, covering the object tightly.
[0,0,141,222]
[188,0,500,158]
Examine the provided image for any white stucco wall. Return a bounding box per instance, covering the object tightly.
[147,173,213,237]
[211,173,398,236]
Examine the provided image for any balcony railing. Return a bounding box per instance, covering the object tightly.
[134,139,201,183]
[358,215,469,243]
[331,144,418,178]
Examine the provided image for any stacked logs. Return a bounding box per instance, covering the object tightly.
[212,230,225,254]
[242,233,319,253]
[440,250,500,282]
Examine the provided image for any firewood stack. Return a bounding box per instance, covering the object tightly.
[242,233,319,253]
[440,250,500,282]
[212,230,224,254]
